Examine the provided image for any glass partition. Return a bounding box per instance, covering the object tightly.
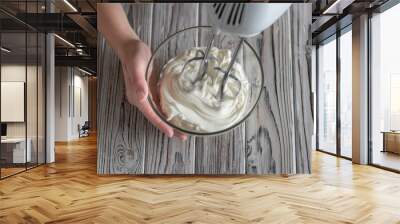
[317,36,337,154]
[370,3,400,171]
[0,1,46,179]
[339,28,352,158]
[38,32,45,165]
[27,31,38,169]
[26,0,45,169]
[1,31,28,177]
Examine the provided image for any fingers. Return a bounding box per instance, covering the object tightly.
[137,101,174,138]
[137,100,188,141]
[121,41,187,141]
[174,130,187,141]
[124,64,149,103]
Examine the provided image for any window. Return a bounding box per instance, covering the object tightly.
[317,37,337,154]
[370,3,400,171]
[316,26,353,159]
[340,29,352,158]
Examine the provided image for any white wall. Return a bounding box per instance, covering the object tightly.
[1,66,26,129]
[1,82,25,122]
[1,65,41,137]
[55,67,69,141]
[72,73,89,138]
[1,65,26,82]
[54,67,89,141]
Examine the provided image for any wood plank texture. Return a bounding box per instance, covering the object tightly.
[195,3,246,174]
[245,4,312,174]
[97,3,312,175]
[97,7,147,174]
[290,5,313,173]
[246,17,295,174]
[144,3,198,174]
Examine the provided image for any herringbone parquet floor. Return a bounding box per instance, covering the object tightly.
[1,134,400,224]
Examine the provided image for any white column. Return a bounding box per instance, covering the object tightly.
[352,14,369,164]
[46,1,55,163]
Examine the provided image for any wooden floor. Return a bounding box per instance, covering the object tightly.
[373,150,400,171]
[1,135,400,223]
[1,167,26,178]
[1,163,45,178]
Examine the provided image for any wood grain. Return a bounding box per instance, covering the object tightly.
[195,127,246,174]
[245,4,312,174]
[246,10,296,174]
[2,136,400,223]
[144,3,198,174]
[195,3,246,174]
[97,3,313,175]
[97,28,146,174]
[290,5,313,173]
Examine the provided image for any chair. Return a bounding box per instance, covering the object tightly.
[78,121,90,138]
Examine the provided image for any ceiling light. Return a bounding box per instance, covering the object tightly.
[54,34,75,48]
[323,0,341,14]
[63,0,78,12]
[322,0,354,15]
[76,49,86,56]
[77,67,92,76]
[1,47,11,53]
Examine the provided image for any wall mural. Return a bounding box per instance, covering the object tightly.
[97,3,313,175]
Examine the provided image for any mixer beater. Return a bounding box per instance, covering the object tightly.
[179,3,291,100]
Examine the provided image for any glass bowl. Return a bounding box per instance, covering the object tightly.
[145,26,264,136]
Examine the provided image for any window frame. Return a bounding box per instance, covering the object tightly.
[367,0,400,173]
[315,24,353,161]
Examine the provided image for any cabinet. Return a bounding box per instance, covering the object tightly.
[1,138,32,164]
[382,132,400,154]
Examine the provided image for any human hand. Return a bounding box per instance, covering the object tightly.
[118,39,187,141]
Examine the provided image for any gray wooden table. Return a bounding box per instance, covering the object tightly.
[97,3,313,175]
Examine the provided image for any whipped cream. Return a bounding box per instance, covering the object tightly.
[159,47,249,133]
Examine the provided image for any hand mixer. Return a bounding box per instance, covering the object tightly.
[181,3,291,100]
